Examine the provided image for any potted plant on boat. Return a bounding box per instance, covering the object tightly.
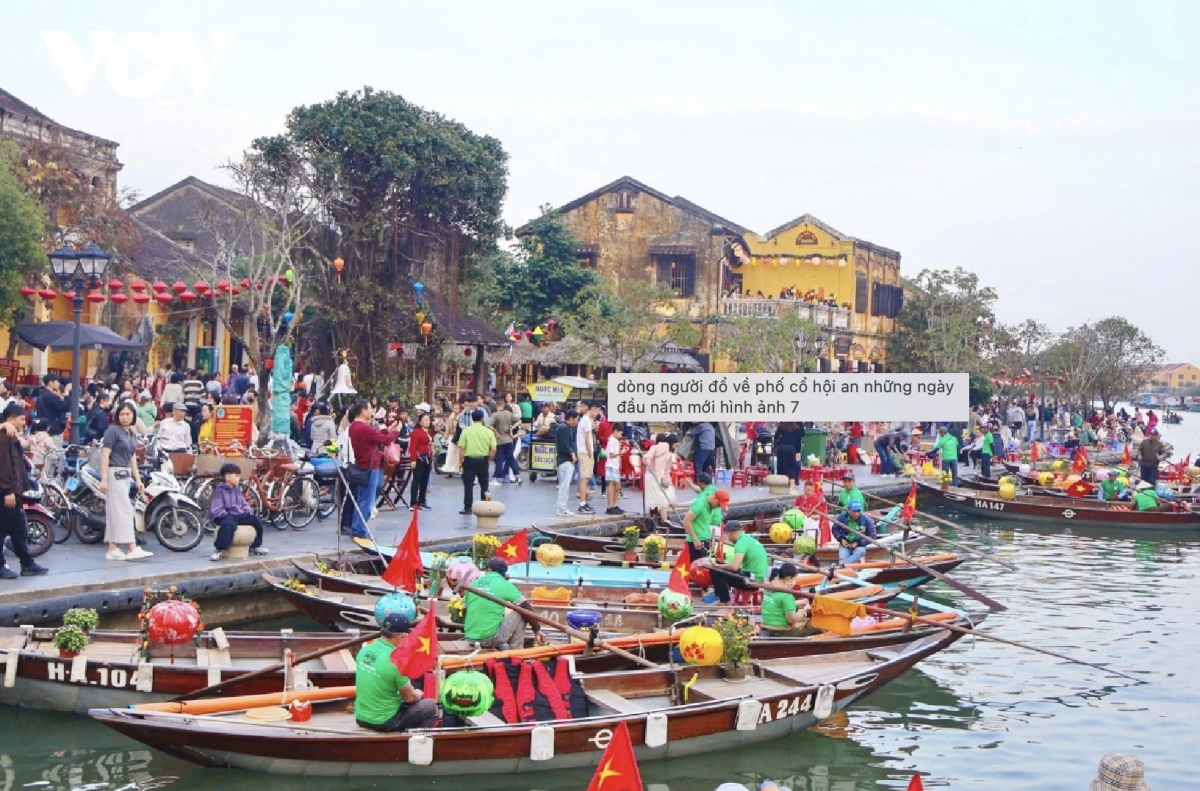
[621,526,641,563]
[62,607,100,634]
[939,469,953,491]
[53,625,89,659]
[643,534,667,566]
[713,611,755,681]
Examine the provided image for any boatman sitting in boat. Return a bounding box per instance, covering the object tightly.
[836,472,865,511]
[353,613,439,732]
[1132,481,1163,512]
[832,501,877,565]
[463,558,549,650]
[708,521,770,604]
[759,563,814,637]
[1098,470,1129,502]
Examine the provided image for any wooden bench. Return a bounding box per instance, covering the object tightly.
[585,689,644,715]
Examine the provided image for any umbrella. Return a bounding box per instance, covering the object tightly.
[15,321,146,351]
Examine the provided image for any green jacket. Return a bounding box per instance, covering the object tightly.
[1133,489,1160,512]
[933,433,959,460]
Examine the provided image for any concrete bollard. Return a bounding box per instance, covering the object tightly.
[472,500,506,530]
[764,474,790,495]
[222,524,258,559]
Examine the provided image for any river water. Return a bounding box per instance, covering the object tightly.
[2,413,1197,790]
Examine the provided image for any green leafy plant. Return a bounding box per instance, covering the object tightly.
[643,534,666,563]
[62,607,100,632]
[621,525,641,553]
[712,611,755,666]
[53,625,89,654]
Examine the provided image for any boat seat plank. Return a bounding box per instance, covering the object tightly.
[761,659,879,686]
[337,649,355,671]
[0,635,28,650]
[208,648,233,667]
[465,711,506,727]
[585,689,644,715]
[81,642,138,661]
[689,676,796,701]
[195,647,210,667]
[321,652,348,671]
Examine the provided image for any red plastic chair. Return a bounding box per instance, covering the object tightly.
[747,466,769,485]
[730,470,749,488]
[731,589,764,607]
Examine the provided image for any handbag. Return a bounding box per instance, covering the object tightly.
[383,442,402,467]
[344,463,371,488]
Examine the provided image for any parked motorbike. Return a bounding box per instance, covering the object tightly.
[70,458,205,552]
[3,473,57,559]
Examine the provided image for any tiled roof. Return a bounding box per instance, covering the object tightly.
[121,217,207,281]
[129,175,248,214]
[0,86,119,147]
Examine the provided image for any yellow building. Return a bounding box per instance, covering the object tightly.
[725,214,901,371]
[1151,363,1200,393]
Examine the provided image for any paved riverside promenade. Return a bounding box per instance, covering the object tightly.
[0,463,910,624]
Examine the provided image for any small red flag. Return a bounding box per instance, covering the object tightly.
[381,510,423,591]
[389,608,439,678]
[1071,449,1087,474]
[495,529,530,564]
[586,720,643,791]
[1121,444,1132,466]
[1065,480,1095,498]
[907,774,924,791]
[1030,442,1040,462]
[668,544,691,593]
[900,481,918,522]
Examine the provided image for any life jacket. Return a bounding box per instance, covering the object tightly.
[486,658,520,723]
[529,657,572,721]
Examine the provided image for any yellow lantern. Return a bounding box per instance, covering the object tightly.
[921,461,936,476]
[768,522,793,545]
[1038,471,1055,486]
[679,625,724,666]
[902,463,915,476]
[998,481,1017,500]
[999,475,1016,487]
[1188,466,1200,478]
[535,543,564,568]
[1052,460,1066,472]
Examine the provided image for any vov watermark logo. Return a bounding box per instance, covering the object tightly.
[41,31,237,99]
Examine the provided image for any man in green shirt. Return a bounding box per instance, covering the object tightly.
[354,613,438,732]
[837,472,865,511]
[1099,471,1128,502]
[457,409,497,514]
[930,425,960,485]
[1132,481,1162,512]
[709,521,770,604]
[980,425,997,479]
[682,473,728,557]
[759,563,813,636]
[463,558,548,650]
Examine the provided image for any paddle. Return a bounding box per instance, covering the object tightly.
[461,583,658,669]
[173,630,382,702]
[749,580,1145,685]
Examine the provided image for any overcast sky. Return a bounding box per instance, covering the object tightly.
[3,1,1197,362]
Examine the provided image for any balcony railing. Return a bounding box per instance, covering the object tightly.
[721,298,852,328]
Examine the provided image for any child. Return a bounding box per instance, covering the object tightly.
[604,423,625,515]
[209,462,268,560]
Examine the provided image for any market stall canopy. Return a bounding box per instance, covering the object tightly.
[553,375,597,390]
[15,321,146,351]
[652,343,704,372]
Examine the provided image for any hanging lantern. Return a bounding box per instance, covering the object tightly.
[810,255,822,265]
[155,291,173,304]
[524,329,533,340]
[657,589,694,621]
[412,281,425,301]
[264,358,274,371]
[779,255,790,266]
[464,347,473,357]
[216,280,230,293]
[130,280,147,293]
[62,291,76,301]
[679,625,723,666]
[194,279,210,293]
[152,279,168,292]
[109,292,129,305]
[838,256,848,267]
[547,318,556,328]
[198,288,213,299]
[171,280,187,294]
[285,268,295,285]
[132,292,152,305]
[146,600,202,645]
[749,256,758,267]
[254,282,264,291]
[179,290,197,303]
[282,311,294,325]
[230,286,240,295]
[19,285,36,300]
[332,258,344,274]
[535,543,564,568]
[107,278,123,291]
[440,669,494,717]
[266,276,276,285]
[240,277,251,289]
[38,288,58,301]
[532,325,545,339]
[420,321,432,335]
[415,311,426,325]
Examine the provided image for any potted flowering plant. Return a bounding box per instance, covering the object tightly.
[53,625,89,658]
[473,534,501,567]
[713,611,755,681]
[643,534,667,564]
[621,526,641,562]
[62,607,100,633]
[939,469,953,491]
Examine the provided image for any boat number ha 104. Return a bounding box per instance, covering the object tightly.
[47,662,131,687]
[973,499,1005,511]
[758,693,814,723]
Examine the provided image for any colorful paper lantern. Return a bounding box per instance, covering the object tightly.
[171,280,187,294]
[285,268,294,284]
[440,670,494,717]
[216,280,231,293]
[657,589,693,621]
[109,293,129,304]
[106,278,123,291]
[768,522,793,545]
[146,600,202,645]
[420,321,432,335]
[155,291,173,304]
[132,292,152,305]
[373,592,417,625]
[152,279,168,292]
[463,347,473,357]
[998,481,1017,500]
[179,290,197,302]
[332,258,344,275]
[679,625,723,666]
[130,280,147,292]
[535,543,564,568]
[781,508,806,533]
[240,277,251,289]
[38,288,57,301]
[689,559,712,588]
[19,285,35,299]
[86,291,105,304]
[793,535,817,557]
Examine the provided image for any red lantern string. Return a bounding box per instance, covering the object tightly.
[110,293,130,304]
[38,288,58,301]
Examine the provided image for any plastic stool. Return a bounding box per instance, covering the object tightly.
[731,589,763,607]
[716,468,732,485]
[730,471,748,488]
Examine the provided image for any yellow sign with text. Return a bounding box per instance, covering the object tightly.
[526,380,573,403]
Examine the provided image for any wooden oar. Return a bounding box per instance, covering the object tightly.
[835,480,1011,548]
[173,630,382,702]
[462,583,657,669]
[749,580,1145,685]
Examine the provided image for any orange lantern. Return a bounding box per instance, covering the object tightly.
[679,625,723,666]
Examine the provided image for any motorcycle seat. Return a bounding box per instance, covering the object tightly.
[278,462,301,473]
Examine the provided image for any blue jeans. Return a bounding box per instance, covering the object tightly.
[839,545,867,564]
[493,443,519,481]
[353,467,382,537]
[556,462,575,511]
[942,459,959,486]
[875,443,893,474]
[693,448,715,477]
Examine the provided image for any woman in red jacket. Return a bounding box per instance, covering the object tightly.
[407,412,434,510]
[347,400,400,537]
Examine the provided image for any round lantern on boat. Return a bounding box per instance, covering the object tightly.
[793,535,817,557]
[657,589,693,622]
[440,669,495,717]
[373,592,417,626]
[998,481,1017,500]
[1018,463,1031,475]
[781,508,806,533]
[902,463,915,476]
[768,522,793,545]
[689,559,712,588]
[679,625,723,666]
[535,543,565,568]
[999,475,1016,488]
[146,600,202,645]
[1038,471,1055,486]
[1052,460,1066,472]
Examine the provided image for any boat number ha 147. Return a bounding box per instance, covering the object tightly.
[47,662,131,687]
[972,499,1005,511]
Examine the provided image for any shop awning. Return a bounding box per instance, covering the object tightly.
[15,321,146,351]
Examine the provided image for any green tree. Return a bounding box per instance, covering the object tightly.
[887,267,997,374]
[1041,318,1163,409]
[569,278,680,373]
[713,313,824,373]
[492,208,598,328]
[0,145,48,339]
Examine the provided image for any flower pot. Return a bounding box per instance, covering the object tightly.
[58,649,78,659]
[720,663,748,682]
[624,551,638,563]
[941,483,950,491]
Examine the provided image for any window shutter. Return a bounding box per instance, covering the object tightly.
[657,258,671,288]
[870,282,882,316]
[855,275,868,314]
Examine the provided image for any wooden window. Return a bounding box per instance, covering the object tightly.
[855,274,869,314]
[654,255,696,297]
[577,253,597,269]
[616,189,634,213]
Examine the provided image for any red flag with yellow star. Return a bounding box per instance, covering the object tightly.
[1121,444,1132,466]
[389,608,439,678]
[1071,448,1087,474]
[381,510,423,591]
[900,481,918,522]
[496,529,530,564]
[668,544,691,594]
[586,719,642,791]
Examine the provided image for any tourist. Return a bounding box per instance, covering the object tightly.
[532,401,557,437]
[1137,428,1164,485]
[1089,752,1149,791]
[689,420,717,479]
[773,422,802,491]
[488,402,520,485]
[197,403,216,447]
[575,401,599,514]
[1007,402,1024,439]
[643,433,678,517]
[407,412,433,511]
[832,501,877,565]
[837,472,866,510]
[84,391,112,443]
[1099,470,1128,502]
[708,521,769,604]
[874,430,896,476]
[980,425,997,478]
[209,462,267,560]
[181,370,205,415]
[457,408,496,515]
[348,400,401,537]
[462,558,548,650]
[156,403,193,453]
[604,422,626,515]
[353,613,438,732]
[136,390,157,431]
[440,399,464,476]
[554,410,579,516]
[308,402,337,454]
[28,420,57,473]
[683,474,728,558]
[930,425,960,485]
[35,376,68,447]
[0,402,49,579]
[99,401,153,562]
[760,563,812,636]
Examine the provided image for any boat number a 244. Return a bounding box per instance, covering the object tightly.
[758,693,814,723]
[972,500,1005,511]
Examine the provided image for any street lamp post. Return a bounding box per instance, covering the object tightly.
[48,243,113,444]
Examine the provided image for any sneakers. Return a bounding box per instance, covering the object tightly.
[458,509,471,515]
[20,563,49,576]
[491,480,503,486]
[556,509,576,517]
[578,503,595,514]
[126,547,153,560]
[606,506,624,515]
[210,551,225,561]
[250,547,270,556]
[418,504,432,511]
[0,566,17,580]
[105,549,128,561]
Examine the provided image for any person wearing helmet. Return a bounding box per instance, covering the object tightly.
[354,613,438,732]
[462,557,548,650]
[832,501,876,565]
[209,462,267,561]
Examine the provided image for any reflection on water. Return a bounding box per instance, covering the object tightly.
[3,488,1199,789]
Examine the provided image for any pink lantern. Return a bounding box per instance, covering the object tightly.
[171,280,187,294]
[110,292,130,304]
[155,291,173,304]
[38,288,58,301]
[132,292,152,305]
[146,600,201,645]
[130,280,148,293]
[107,278,123,291]
[179,290,197,302]
[86,291,106,304]
[19,286,35,300]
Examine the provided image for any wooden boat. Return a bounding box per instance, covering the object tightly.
[88,629,964,777]
[267,573,902,634]
[916,480,1200,529]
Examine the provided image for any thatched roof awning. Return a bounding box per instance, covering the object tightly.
[485,336,614,367]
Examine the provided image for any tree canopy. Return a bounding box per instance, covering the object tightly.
[0,145,46,333]
[568,278,683,373]
[490,208,598,329]
[713,313,825,373]
[887,267,997,374]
